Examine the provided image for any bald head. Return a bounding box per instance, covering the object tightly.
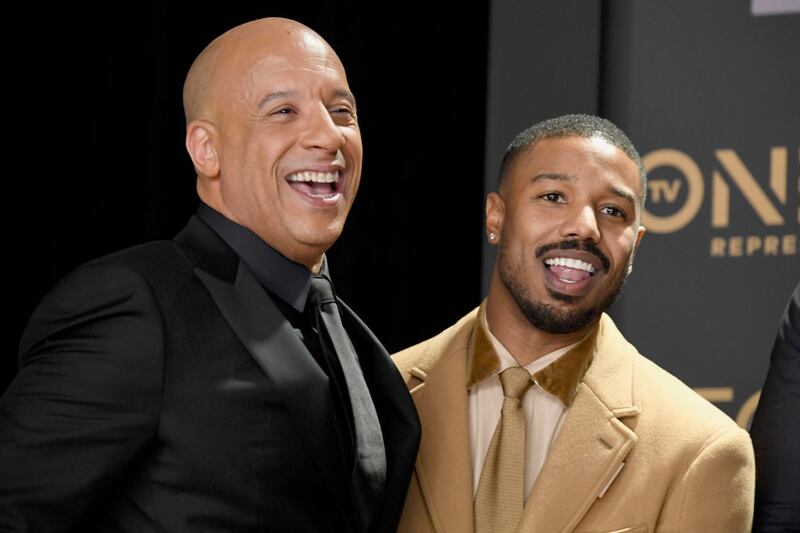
[182,17,344,125]
[182,17,362,270]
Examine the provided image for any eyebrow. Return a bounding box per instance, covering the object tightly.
[333,89,357,108]
[531,172,574,183]
[257,91,296,111]
[531,173,636,204]
[256,89,357,111]
[608,185,636,204]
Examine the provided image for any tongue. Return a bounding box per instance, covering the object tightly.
[549,265,591,282]
[289,181,335,196]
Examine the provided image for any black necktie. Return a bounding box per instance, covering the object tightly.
[308,275,386,523]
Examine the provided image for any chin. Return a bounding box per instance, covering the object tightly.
[523,299,603,335]
[291,226,342,252]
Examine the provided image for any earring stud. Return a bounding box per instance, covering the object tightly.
[489,232,496,241]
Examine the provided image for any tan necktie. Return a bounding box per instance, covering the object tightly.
[474,367,534,533]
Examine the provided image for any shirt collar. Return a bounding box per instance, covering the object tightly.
[467,301,597,407]
[197,203,320,312]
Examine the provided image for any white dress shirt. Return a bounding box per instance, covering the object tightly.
[469,317,581,499]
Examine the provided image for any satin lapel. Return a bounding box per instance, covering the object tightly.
[518,316,639,533]
[338,301,421,532]
[195,262,350,518]
[338,300,421,468]
[410,322,476,533]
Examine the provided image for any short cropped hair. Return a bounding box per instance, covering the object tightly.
[498,114,647,206]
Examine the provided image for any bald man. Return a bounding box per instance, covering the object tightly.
[0,18,420,532]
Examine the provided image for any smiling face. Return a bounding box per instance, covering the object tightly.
[185,18,362,270]
[487,135,646,335]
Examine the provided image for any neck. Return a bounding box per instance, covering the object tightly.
[486,272,592,367]
[272,243,325,273]
[197,192,327,272]
[310,256,324,274]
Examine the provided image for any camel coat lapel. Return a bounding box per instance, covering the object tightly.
[395,310,478,533]
[518,315,640,532]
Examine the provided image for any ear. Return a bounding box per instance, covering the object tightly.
[185,120,220,178]
[625,225,647,276]
[486,192,505,244]
[634,224,646,249]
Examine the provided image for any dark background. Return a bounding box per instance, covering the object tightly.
[599,0,799,424]
[6,2,489,393]
[5,0,799,425]
[480,0,799,423]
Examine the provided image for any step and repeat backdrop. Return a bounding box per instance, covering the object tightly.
[483,0,799,426]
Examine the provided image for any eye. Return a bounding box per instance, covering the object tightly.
[600,205,626,218]
[331,106,354,115]
[541,192,565,203]
[268,106,296,117]
[270,107,294,115]
[330,106,358,122]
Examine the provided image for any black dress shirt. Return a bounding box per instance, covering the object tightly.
[197,203,356,468]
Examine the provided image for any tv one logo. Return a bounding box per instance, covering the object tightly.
[642,146,799,257]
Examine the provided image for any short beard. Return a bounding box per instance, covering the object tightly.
[498,240,630,334]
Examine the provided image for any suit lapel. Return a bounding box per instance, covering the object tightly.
[518,385,637,532]
[195,261,351,519]
[406,311,478,533]
[339,301,421,531]
[518,315,641,533]
[339,300,421,475]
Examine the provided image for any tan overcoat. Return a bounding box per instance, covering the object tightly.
[392,306,754,533]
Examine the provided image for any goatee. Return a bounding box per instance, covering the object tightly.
[498,239,630,334]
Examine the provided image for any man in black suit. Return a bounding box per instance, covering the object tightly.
[750,281,800,532]
[0,17,420,532]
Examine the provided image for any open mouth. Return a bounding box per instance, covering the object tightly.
[543,257,597,284]
[286,170,343,204]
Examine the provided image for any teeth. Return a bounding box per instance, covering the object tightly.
[544,257,596,274]
[286,171,339,183]
[308,191,341,200]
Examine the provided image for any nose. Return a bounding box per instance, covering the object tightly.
[560,205,601,243]
[299,105,346,153]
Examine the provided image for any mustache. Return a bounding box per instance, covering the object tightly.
[534,239,611,273]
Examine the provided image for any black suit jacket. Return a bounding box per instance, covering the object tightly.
[750,281,800,532]
[0,216,421,532]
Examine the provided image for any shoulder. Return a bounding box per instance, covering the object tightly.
[53,240,197,303]
[36,241,178,306]
[392,307,479,380]
[595,314,741,436]
[15,244,180,412]
[20,240,195,354]
[622,337,751,468]
[90,239,196,278]
[590,314,749,458]
[636,352,742,438]
[627,353,755,530]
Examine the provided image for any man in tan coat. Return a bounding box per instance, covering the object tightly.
[393,114,754,533]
